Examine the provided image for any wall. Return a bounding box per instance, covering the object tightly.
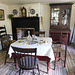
[8,5,20,17]
[0,4,19,34]
[8,3,50,36]
[70,3,75,44]
[0,3,75,42]
[8,5,20,34]
[40,4,50,36]
[0,3,9,49]
[8,3,40,17]
[0,3,10,33]
[20,3,41,17]
[8,3,41,34]
[0,3,41,34]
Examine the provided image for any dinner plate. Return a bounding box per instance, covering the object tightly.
[29,41,38,44]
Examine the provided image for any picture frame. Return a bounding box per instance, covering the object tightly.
[0,9,4,20]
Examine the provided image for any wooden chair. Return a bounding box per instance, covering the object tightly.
[11,46,40,75]
[0,25,8,50]
[33,31,45,37]
[52,33,68,70]
[0,25,16,64]
[0,25,7,38]
[0,25,15,49]
[1,36,16,64]
[1,36,10,50]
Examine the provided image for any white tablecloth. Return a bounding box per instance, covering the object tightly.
[8,37,55,62]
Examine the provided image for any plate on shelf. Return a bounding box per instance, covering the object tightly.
[13,9,18,15]
[30,9,35,15]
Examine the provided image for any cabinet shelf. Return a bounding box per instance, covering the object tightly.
[52,10,59,12]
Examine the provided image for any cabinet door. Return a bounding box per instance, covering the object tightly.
[61,8,71,25]
[51,8,60,25]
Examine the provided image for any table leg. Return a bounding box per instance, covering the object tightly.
[47,60,50,74]
[64,50,67,67]
[14,57,17,68]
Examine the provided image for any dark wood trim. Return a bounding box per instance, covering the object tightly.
[12,17,39,19]
[50,3,73,6]
[16,28,35,31]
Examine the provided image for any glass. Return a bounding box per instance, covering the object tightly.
[27,31,32,41]
[61,8,71,25]
[51,8,60,25]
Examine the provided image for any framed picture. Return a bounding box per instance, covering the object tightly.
[0,9,4,20]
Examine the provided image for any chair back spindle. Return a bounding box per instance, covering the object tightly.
[60,33,68,50]
[60,33,68,44]
[11,46,37,70]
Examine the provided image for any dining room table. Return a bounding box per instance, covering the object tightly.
[8,36,55,74]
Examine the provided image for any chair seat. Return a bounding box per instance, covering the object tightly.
[19,56,39,70]
[4,40,16,64]
[53,47,65,52]
[3,40,16,48]
[9,40,16,43]
[3,40,16,45]
[3,41,10,45]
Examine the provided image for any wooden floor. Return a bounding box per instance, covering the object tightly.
[0,44,75,75]
[66,44,75,75]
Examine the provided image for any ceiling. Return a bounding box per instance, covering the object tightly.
[0,0,75,5]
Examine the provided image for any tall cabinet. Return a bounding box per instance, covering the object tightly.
[49,3,73,43]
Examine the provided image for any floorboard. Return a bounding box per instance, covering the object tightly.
[0,44,75,75]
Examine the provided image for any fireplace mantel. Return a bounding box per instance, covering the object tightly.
[12,17,39,40]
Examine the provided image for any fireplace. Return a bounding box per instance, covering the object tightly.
[16,28,35,40]
[12,17,39,40]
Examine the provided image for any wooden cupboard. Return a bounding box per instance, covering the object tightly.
[49,3,73,43]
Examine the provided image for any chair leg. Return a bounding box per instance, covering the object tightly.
[59,52,61,58]
[64,44,67,67]
[47,60,50,74]
[4,50,8,65]
[37,64,40,75]
[57,52,61,61]
[54,52,58,70]
[14,58,17,69]
[19,69,21,75]
[64,50,67,67]
[33,69,35,75]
